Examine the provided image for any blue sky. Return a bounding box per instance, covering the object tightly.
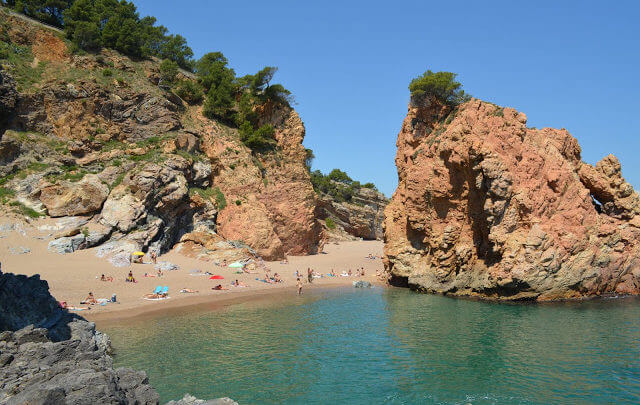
[133,0,640,197]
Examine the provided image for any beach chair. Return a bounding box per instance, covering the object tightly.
[160,286,169,297]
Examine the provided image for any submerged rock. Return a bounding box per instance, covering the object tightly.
[384,97,640,301]
[353,280,372,288]
[166,394,238,405]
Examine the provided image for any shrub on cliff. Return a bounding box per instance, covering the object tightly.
[238,66,293,107]
[239,122,277,152]
[198,52,237,122]
[59,0,194,69]
[327,169,352,183]
[311,169,378,202]
[409,70,471,107]
[159,59,178,83]
[304,148,315,171]
[174,79,203,104]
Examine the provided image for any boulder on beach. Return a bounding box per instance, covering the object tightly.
[155,261,179,271]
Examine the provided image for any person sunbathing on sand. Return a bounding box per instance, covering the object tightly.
[212,284,229,290]
[232,279,247,287]
[264,273,273,283]
[180,288,198,293]
[330,269,337,277]
[60,301,91,311]
[100,274,114,282]
[273,273,282,283]
[81,292,98,305]
[144,272,156,277]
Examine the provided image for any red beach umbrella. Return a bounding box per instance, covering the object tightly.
[209,275,224,280]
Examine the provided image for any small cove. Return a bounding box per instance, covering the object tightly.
[103,287,640,404]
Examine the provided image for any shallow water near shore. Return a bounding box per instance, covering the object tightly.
[103,287,640,404]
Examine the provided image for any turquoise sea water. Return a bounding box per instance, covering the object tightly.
[104,287,640,404]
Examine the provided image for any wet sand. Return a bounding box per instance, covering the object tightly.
[0,214,385,323]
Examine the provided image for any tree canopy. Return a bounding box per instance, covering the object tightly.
[3,0,72,27]
[409,70,471,107]
[1,0,195,69]
[3,0,296,154]
[310,169,378,203]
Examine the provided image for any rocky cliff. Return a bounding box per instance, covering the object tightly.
[0,9,322,262]
[316,185,388,241]
[384,96,640,300]
[0,270,236,404]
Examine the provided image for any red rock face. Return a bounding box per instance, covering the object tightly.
[203,105,323,260]
[384,98,640,300]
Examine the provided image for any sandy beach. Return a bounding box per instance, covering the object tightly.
[0,214,384,323]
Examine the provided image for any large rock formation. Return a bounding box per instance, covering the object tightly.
[384,97,640,300]
[0,9,323,262]
[316,186,388,241]
[202,104,323,260]
[0,270,236,404]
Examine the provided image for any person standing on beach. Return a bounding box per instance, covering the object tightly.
[297,277,303,295]
[307,267,313,284]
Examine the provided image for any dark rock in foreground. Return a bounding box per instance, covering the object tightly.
[0,270,236,404]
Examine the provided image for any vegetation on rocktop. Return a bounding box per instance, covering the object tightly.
[409,70,471,107]
[2,0,194,69]
[196,56,292,152]
[310,169,377,203]
[1,0,296,154]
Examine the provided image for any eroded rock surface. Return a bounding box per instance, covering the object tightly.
[316,186,388,241]
[384,97,640,300]
[202,104,323,260]
[39,174,109,217]
[0,9,324,262]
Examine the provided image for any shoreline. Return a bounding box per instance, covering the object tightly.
[0,215,386,324]
[88,282,386,327]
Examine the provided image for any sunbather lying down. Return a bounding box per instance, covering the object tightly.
[180,288,198,293]
[143,293,167,299]
[59,301,90,311]
[212,284,229,290]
